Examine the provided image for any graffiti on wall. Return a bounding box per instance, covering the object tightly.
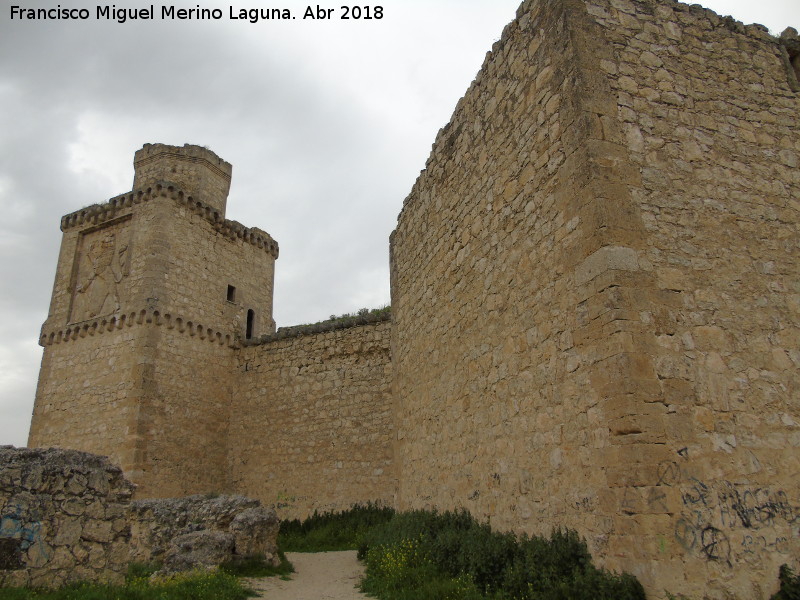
[622,448,798,567]
[0,504,51,566]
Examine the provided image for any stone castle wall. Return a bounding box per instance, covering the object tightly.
[145,190,277,338]
[230,319,394,519]
[391,0,616,568]
[29,329,141,475]
[391,0,798,598]
[27,1,800,597]
[590,1,800,596]
[126,327,236,497]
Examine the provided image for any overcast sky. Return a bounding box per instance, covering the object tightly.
[0,0,797,448]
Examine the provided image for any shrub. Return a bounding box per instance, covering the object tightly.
[279,502,395,552]
[772,565,800,600]
[276,504,645,600]
[358,509,645,600]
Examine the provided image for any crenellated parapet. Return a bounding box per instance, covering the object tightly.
[39,307,238,349]
[60,183,279,259]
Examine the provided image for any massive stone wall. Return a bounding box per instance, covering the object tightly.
[392,0,615,542]
[29,318,238,497]
[127,328,237,497]
[587,1,800,596]
[390,0,799,598]
[29,329,141,474]
[230,319,394,518]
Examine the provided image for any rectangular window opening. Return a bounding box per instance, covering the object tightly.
[227,285,236,302]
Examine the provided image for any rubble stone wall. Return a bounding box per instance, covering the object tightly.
[0,447,134,589]
[128,494,280,570]
[230,320,394,518]
[0,448,280,588]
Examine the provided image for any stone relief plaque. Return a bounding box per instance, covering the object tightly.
[70,218,132,323]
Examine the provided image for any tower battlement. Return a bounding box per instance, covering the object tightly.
[132,143,232,215]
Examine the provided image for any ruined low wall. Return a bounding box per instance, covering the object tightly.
[129,494,280,572]
[0,447,281,588]
[229,318,394,518]
[0,446,134,588]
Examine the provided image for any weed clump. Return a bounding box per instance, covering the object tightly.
[0,568,252,600]
[772,564,800,600]
[279,502,395,552]
[219,551,294,578]
[357,509,645,600]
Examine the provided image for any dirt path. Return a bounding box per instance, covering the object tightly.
[245,551,372,600]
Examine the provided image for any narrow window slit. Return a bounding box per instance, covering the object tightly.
[246,309,255,339]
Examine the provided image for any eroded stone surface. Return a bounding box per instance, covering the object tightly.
[1,448,280,587]
[0,446,134,588]
[129,494,280,570]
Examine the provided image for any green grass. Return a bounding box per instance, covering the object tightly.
[220,550,294,578]
[279,503,395,552]
[316,306,391,327]
[0,569,254,600]
[0,555,296,600]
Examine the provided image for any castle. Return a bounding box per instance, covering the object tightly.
[28,0,800,598]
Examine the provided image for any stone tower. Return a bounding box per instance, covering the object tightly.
[29,143,279,496]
